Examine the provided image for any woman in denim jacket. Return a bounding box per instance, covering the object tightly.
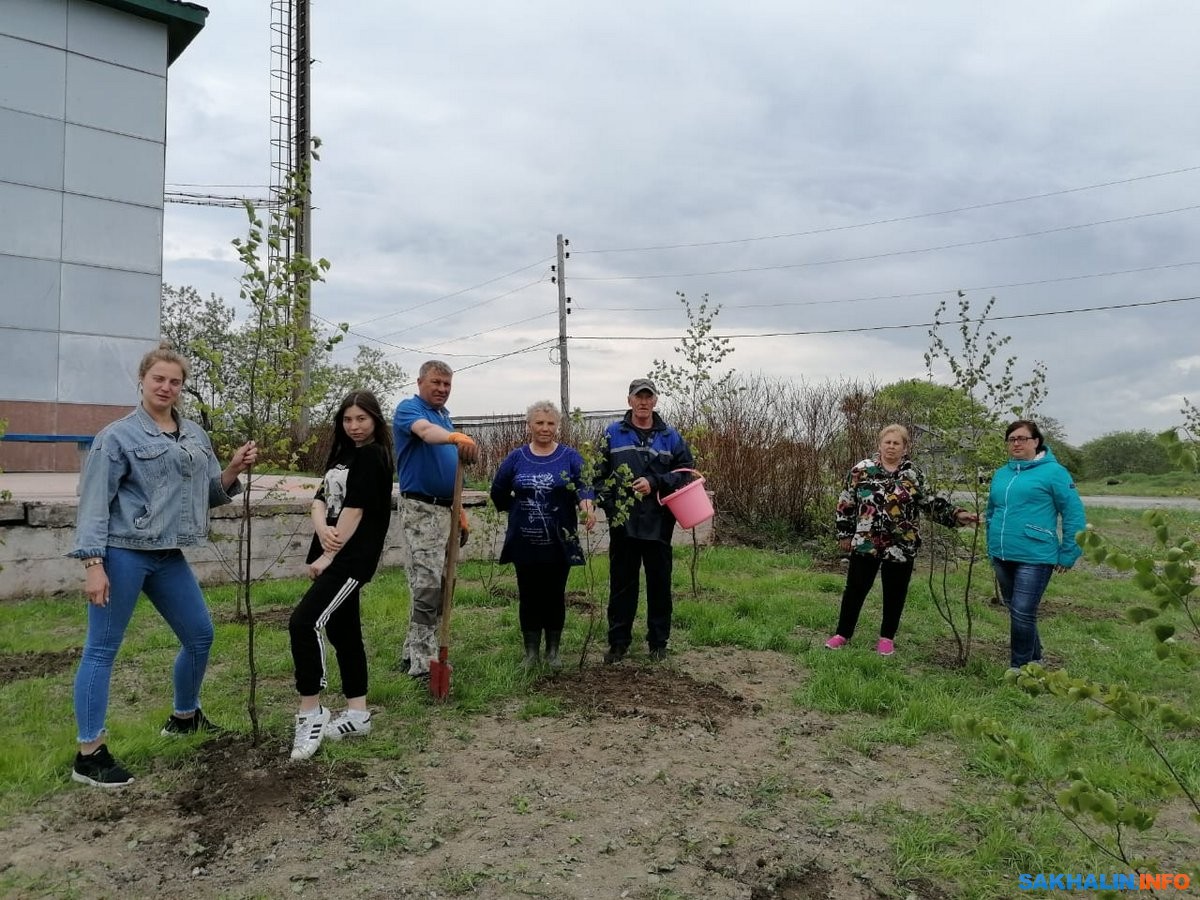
[68,343,256,788]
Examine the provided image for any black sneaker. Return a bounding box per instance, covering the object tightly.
[160,708,223,736]
[648,646,668,662]
[603,646,628,664]
[72,744,134,789]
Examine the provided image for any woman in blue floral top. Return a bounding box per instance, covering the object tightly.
[826,424,976,655]
[490,401,596,669]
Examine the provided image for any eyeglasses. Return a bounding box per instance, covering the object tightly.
[1006,435,1035,444]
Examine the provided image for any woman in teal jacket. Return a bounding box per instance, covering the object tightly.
[986,419,1086,669]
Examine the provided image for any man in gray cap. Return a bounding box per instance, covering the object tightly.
[594,378,695,662]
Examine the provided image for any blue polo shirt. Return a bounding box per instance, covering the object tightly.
[392,394,458,497]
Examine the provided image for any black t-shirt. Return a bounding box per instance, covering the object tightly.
[306,442,394,581]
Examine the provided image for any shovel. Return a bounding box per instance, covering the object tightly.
[429,462,464,701]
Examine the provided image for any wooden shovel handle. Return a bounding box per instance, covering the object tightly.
[437,462,465,648]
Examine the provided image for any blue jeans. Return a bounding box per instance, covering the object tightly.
[991,558,1054,667]
[74,548,214,743]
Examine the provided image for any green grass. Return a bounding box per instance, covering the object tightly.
[1,510,1197,897]
[1075,470,1200,497]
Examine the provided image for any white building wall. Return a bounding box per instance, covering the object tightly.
[0,0,168,407]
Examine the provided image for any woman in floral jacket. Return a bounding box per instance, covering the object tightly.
[826,424,976,655]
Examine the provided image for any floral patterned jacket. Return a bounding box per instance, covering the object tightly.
[835,457,962,563]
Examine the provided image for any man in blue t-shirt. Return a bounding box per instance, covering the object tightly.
[392,360,478,677]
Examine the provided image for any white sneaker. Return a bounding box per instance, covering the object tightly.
[324,709,372,741]
[290,706,330,761]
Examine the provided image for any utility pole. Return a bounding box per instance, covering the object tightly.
[555,234,571,435]
[294,0,312,440]
[269,0,313,442]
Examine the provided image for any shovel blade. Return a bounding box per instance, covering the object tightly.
[429,653,451,701]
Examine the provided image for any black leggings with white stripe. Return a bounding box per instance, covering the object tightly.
[289,567,367,698]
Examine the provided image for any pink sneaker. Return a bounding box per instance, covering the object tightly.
[876,638,895,656]
[824,635,848,650]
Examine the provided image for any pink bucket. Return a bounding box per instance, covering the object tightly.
[658,468,714,529]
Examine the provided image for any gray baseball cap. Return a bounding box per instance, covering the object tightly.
[628,378,658,396]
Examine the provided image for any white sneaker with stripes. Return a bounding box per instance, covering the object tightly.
[324,709,372,741]
[290,706,330,761]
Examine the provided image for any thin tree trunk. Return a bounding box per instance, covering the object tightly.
[689,528,700,598]
[242,470,259,738]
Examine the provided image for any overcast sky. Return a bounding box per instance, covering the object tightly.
[162,2,1200,444]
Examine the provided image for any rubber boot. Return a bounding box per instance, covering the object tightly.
[544,631,563,670]
[521,631,541,669]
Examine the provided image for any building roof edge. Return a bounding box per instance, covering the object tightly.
[89,0,209,64]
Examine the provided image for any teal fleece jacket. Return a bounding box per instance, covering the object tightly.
[986,446,1086,566]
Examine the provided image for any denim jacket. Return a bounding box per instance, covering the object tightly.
[71,405,240,559]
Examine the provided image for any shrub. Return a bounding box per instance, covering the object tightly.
[1081,430,1173,479]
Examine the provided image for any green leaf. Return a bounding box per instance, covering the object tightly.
[1132,571,1158,591]
[1152,623,1176,642]
[1109,553,1133,572]
[1164,561,1189,581]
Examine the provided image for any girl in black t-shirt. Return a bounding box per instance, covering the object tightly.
[288,391,395,761]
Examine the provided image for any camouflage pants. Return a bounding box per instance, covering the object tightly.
[398,498,451,675]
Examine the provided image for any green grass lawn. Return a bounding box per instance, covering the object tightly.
[1075,470,1200,497]
[1,509,1197,898]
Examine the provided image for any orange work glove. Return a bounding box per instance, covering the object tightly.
[446,431,479,463]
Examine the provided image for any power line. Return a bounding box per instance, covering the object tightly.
[571,205,1200,282]
[392,338,559,390]
[165,182,270,189]
[574,164,1200,254]
[313,306,558,361]
[373,275,549,340]
[310,312,483,359]
[571,295,1200,341]
[350,256,555,328]
[164,193,277,208]
[453,339,559,374]
[573,261,1200,313]
[429,311,557,347]
[312,271,552,359]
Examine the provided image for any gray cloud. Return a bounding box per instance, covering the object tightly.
[162,1,1200,441]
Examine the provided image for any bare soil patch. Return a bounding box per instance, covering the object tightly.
[923,638,1006,669]
[1040,599,1122,622]
[923,636,1069,673]
[538,663,752,726]
[214,605,294,629]
[172,733,363,862]
[2,649,976,899]
[0,647,80,687]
